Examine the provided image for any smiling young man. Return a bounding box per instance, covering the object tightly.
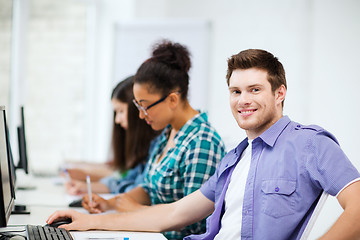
[48,49,360,240]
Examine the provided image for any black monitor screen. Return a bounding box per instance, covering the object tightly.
[16,106,28,174]
[6,120,16,200]
[0,106,15,227]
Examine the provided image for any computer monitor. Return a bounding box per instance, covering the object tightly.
[0,106,16,227]
[16,106,28,174]
[6,125,16,201]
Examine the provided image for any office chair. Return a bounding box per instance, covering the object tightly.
[300,191,329,240]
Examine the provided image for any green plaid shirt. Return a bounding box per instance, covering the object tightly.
[141,112,226,240]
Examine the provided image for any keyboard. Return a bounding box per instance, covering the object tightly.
[26,224,73,240]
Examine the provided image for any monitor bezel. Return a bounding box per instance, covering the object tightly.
[16,106,28,174]
[0,106,16,227]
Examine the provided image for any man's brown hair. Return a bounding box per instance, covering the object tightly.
[226,49,287,93]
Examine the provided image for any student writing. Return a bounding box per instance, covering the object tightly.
[65,76,160,195]
[79,40,226,239]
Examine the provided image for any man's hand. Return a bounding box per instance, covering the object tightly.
[46,210,93,231]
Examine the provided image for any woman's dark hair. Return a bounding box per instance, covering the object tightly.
[134,40,191,100]
[111,76,159,171]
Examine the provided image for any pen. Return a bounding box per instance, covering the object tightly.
[87,238,117,240]
[86,175,92,206]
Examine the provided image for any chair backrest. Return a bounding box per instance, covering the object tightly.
[300,191,329,240]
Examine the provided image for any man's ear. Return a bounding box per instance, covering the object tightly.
[275,85,286,105]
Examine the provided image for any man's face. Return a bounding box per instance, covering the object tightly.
[228,68,285,139]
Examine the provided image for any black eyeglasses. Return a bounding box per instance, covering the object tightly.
[132,94,169,116]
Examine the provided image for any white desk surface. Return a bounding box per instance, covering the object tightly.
[7,172,167,240]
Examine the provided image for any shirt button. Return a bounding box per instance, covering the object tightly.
[275,187,279,192]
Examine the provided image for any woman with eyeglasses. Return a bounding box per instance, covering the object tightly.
[81,40,226,239]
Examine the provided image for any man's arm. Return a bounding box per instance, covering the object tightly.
[47,189,215,232]
[319,181,360,239]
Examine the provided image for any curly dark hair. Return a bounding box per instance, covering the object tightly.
[134,39,191,100]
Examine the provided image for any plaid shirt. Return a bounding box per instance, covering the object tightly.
[140,112,226,240]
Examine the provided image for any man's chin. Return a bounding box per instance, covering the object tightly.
[236,120,254,131]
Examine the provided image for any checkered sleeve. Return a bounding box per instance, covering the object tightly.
[183,136,223,196]
[173,125,225,238]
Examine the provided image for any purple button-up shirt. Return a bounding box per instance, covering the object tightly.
[185,116,360,240]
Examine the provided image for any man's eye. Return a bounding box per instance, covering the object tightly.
[251,88,260,92]
[232,90,240,94]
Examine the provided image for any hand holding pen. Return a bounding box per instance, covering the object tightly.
[86,175,92,206]
[81,193,110,214]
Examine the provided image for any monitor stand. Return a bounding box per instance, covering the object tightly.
[11,204,30,214]
[16,184,36,191]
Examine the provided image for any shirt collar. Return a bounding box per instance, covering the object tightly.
[228,116,290,171]
[174,111,207,141]
[160,111,207,144]
[257,115,291,147]
[234,138,249,157]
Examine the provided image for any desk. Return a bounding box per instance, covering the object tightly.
[7,172,167,240]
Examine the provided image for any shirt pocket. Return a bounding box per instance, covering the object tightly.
[152,168,178,200]
[261,179,296,218]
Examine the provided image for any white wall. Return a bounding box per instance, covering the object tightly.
[0,0,13,111]
[23,0,88,173]
[307,1,360,237]
[81,0,136,161]
[310,0,360,168]
[7,0,137,173]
